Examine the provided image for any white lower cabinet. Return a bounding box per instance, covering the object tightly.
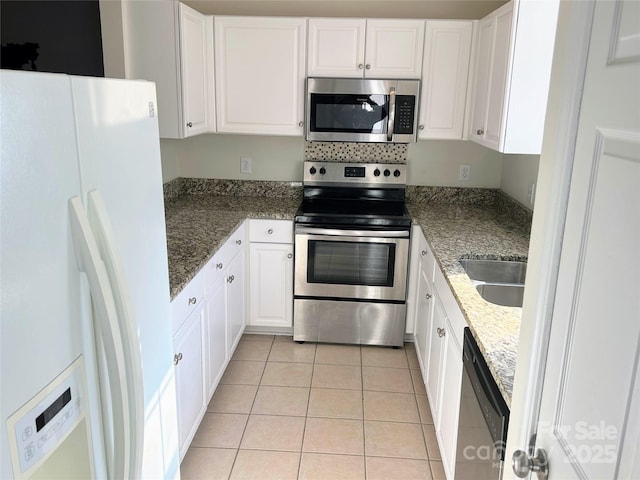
[225,250,246,353]
[411,227,466,480]
[172,298,206,459]
[172,221,247,460]
[249,243,293,328]
[204,279,226,399]
[248,219,294,330]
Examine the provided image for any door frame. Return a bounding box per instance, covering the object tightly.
[504,0,596,473]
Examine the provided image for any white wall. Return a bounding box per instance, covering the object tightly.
[407,139,503,187]
[159,134,506,187]
[500,153,540,207]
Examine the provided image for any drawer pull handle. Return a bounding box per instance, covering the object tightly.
[227,275,235,284]
[421,250,427,256]
[287,253,293,259]
[425,293,432,300]
[476,129,484,136]
[236,239,242,246]
[188,297,197,305]
[173,352,183,365]
[437,327,446,338]
[267,228,274,234]
[216,263,223,269]
[187,122,193,128]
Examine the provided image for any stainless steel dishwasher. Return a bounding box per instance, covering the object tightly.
[455,328,510,480]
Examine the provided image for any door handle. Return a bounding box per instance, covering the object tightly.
[512,448,549,479]
[387,86,396,142]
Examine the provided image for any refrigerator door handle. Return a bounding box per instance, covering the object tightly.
[68,196,132,480]
[87,190,144,480]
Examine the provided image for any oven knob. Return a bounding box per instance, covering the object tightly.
[373,168,381,177]
[309,166,316,175]
[383,169,391,177]
[319,167,326,175]
[393,169,401,177]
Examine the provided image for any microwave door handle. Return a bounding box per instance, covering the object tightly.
[387,87,396,141]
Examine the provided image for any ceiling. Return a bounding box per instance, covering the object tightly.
[182,0,509,20]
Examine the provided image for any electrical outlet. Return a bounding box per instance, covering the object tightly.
[528,183,536,205]
[459,164,471,181]
[240,157,252,174]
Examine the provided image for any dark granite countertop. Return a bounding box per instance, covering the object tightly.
[165,194,300,299]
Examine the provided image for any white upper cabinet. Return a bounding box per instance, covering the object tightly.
[123,1,214,138]
[215,16,306,136]
[307,18,425,79]
[468,0,559,154]
[307,18,366,77]
[179,3,215,136]
[418,20,473,139]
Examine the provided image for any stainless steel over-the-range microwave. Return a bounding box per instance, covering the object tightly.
[305,77,420,143]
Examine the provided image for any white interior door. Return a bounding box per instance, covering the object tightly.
[510,1,640,478]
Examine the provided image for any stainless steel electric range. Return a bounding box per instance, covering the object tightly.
[293,161,411,347]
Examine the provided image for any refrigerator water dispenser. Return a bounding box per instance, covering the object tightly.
[7,356,94,479]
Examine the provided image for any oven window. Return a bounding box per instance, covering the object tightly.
[307,240,395,287]
[310,94,388,134]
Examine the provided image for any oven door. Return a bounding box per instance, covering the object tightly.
[294,226,409,302]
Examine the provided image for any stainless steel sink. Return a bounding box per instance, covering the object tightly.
[459,259,527,284]
[459,259,527,307]
[475,283,525,308]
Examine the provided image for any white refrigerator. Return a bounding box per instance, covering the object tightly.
[1,71,180,479]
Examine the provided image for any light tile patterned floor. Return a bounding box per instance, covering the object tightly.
[180,334,446,480]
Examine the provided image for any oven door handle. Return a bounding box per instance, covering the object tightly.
[295,226,410,238]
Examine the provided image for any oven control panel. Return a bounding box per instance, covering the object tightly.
[303,161,406,186]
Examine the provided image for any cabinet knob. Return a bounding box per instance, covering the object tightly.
[227,275,235,284]
[437,327,446,338]
[358,63,364,69]
[365,64,371,69]
[216,262,223,270]
[236,239,242,246]
[267,228,274,234]
[421,250,427,256]
[173,352,183,365]
[187,122,193,128]
[188,296,197,305]
[425,293,432,300]
[419,125,425,130]
[298,121,304,127]
[476,129,484,135]
[287,253,293,259]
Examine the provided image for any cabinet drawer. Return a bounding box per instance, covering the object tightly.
[204,221,247,293]
[249,219,293,244]
[171,272,205,334]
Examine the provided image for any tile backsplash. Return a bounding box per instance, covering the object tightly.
[304,141,407,163]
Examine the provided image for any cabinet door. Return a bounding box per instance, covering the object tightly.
[179,4,214,136]
[214,16,306,135]
[418,21,473,139]
[364,19,425,78]
[249,243,293,328]
[225,250,246,354]
[437,330,463,480]
[425,292,447,413]
[205,281,227,399]
[413,262,434,376]
[307,18,366,77]
[173,302,205,458]
[469,14,495,147]
[483,3,513,148]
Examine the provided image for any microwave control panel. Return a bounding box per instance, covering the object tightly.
[394,96,416,134]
